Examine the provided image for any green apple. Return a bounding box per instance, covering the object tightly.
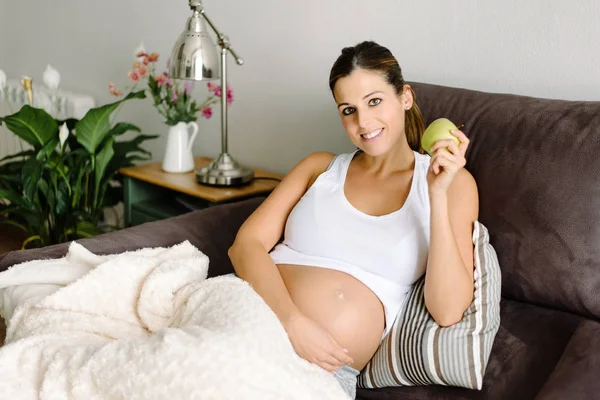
[421,118,460,156]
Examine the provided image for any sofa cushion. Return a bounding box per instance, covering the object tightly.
[534,319,600,400]
[358,221,501,390]
[410,82,600,321]
[357,299,583,400]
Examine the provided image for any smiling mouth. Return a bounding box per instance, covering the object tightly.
[361,128,383,140]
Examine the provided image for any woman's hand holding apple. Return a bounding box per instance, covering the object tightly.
[422,118,470,193]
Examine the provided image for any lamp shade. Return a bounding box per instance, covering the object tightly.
[169,12,220,81]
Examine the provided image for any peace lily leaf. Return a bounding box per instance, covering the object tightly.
[46,161,71,196]
[110,134,157,163]
[0,189,28,207]
[0,219,28,233]
[75,90,145,154]
[0,150,35,163]
[106,134,156,178]
[109,122,141,137]
[115,134,157,155]
[94,137,115,209]
[37,138,59,160]
[55,177,70,216]
[3,105,58,147]
[22,158,44,204]
[0,179,20,192]
[0,159,27,174]
[71,165,88,209]
[2,205,40,230]
[38,179,54,210]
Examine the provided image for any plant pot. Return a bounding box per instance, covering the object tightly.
[162,121,198,173]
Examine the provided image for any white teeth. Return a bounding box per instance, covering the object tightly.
[362,128,382,139]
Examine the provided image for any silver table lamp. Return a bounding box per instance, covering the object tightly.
[169,0,254,186]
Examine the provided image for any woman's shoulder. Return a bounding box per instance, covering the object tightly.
[290,152,336,187]
[304,151,336,164]
[298,151,336,173]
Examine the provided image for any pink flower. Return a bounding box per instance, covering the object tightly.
[214,85,222,97]
[136,51,147,59]
[108,82,122,96]
[128,71,140,82]
[207,82,217,93]
[155,74,167,87]
[137,65,148,77]
[226,85,234,105]
[201,106,213,119]
[147,52,159,63]
[171,90,178,103]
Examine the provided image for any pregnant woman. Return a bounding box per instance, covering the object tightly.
[228,40,479,399]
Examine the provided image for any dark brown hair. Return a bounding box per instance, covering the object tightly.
[328,41,425,153]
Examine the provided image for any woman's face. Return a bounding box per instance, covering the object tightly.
[333,68,411,157]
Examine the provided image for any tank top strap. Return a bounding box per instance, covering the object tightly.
[323,150,358,184]
[412,151,431,210]
[325,153,340,172]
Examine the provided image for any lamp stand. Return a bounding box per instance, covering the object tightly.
[193,3,254,186]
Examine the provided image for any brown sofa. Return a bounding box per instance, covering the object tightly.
[1,82,599,399]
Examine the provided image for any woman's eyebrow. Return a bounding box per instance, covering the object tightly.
[337,91,384,108]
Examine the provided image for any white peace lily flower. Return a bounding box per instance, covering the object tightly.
[59,123,69,148]
[134,42,146,61]
[0,69,6,89]
[43,64,61,91]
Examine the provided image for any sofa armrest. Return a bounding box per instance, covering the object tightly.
[535,319,600,400]
[0,197,264,278]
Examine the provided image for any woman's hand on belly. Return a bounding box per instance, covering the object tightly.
[278,264,386,370]
[283,312,355,374]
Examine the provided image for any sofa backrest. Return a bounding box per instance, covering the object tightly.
[410,82,600,321]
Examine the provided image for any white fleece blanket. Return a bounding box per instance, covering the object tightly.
[0,241,349,400]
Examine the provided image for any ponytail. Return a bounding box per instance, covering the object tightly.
[404,87,425,154]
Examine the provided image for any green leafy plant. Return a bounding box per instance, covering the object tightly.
[0,90,158,248]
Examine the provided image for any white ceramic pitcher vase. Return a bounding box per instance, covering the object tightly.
[162,121,198,173]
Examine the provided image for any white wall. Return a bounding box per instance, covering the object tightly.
[1,0,599,174]
[0,4,4,59]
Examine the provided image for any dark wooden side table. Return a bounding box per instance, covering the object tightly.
[119,156,282,227]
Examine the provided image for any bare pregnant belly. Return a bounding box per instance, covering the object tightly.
[277,264,385,370]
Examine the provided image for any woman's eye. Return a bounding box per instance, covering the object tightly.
[368,98,381,106]
[342,107,355,116]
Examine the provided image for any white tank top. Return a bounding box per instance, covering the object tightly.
[270,150,431,337]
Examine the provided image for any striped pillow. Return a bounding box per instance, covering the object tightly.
[358,221,501,390]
